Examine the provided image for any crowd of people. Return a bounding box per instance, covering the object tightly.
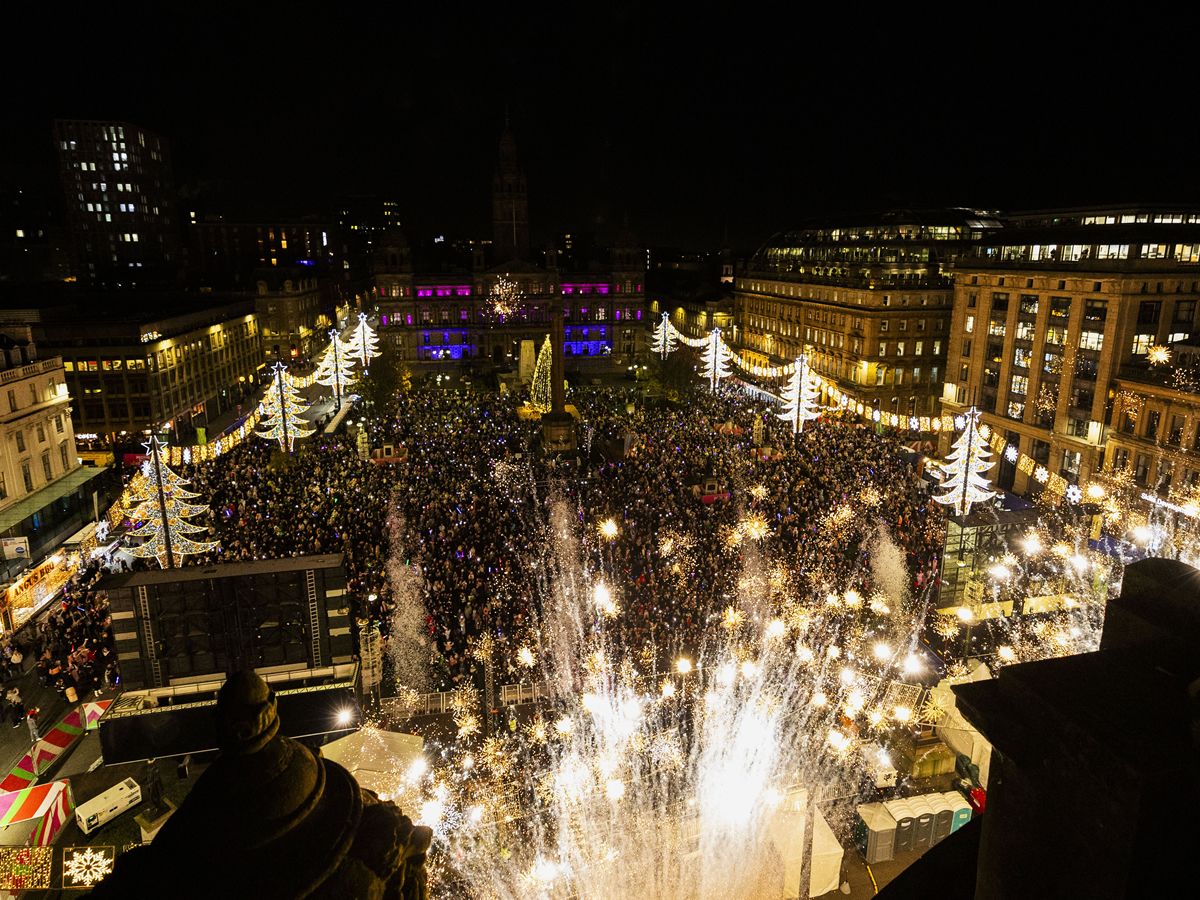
[1,558,117,733]
[67,371,946,701]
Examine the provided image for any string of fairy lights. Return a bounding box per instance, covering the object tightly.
[105,317,383,532]
[655,317,1116,509]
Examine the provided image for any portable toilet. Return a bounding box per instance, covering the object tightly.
[930,794,954,845]
[944,791,974,833]
[855,803,897,865]
[883,799,915,852]
[910,795,935,851]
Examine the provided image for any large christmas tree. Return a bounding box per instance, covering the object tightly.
[125,436,219,568]
[934,406,997,517]
[344,313,380,370]
[257,363,315,453]
[313,329,356,409]
[778,354,820,434]
[530,335,553,413]
[700,327,732,392]
[651,312,678,359]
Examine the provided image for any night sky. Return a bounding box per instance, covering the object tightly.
[5,7,1197,250]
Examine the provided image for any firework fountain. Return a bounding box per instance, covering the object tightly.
[394,467,944,899]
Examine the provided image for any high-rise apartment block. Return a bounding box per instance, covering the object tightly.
[53,120,179,287]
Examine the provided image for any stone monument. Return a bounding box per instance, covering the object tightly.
[89,671,433,899]
[541,306,577,452]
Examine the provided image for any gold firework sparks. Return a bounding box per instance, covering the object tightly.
[740,512,770,541]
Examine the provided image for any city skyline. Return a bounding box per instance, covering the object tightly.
[4,9,1197,250]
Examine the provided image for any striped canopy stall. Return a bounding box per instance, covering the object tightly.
[0,781,74,846]
[0,701,110,793]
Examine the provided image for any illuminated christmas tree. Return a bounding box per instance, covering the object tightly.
[344,312,380,369]
[700,327,732,392]
[651,312,678,359]
[257,362,315,453]
[125,436,218,569]
[530,335,553,413]
[778,354,820,434]
[934,406,997,517]
[313,329,356,409]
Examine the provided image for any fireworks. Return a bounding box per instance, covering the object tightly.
[739,512,770,541]
[488,275,524,320]
[1148,344,1172,365]
[748,483,769,501]
[598,518,620,541]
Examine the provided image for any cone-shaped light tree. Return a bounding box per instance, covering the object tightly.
[530,335,553,413]
[701,327,732,392]
[651,312,678,359]
[125,436,219,568]
[257,362,315,453]
[313,329,356,409]
[934,406,997,517]
[344,313,380,370]
[778,354,820,434]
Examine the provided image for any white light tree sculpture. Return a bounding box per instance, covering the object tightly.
[257,362,315,453]
[125,436,218,569]
[314,329,356,409]
[701,327,732,392]
[345,312,380,370]
[934,406,997,517]
[778,354,820,434]
[651,312,678,359]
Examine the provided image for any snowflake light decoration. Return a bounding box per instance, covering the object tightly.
[95,519,110,542]
[1066,484,1083,504]
[1005,445,1019,463]
[63,846,115,888]
[1034,465,1050,484]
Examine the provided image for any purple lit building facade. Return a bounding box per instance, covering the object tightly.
[371,246,647,369]
[369,127,647,371]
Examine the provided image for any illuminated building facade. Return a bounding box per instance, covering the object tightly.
[54,120,179,287]
[254,270,336,364]
[0,333,105,577]
[372,246,646,368]
[736,210,1000,420]
[1105,351,1200,496]
[942,206,1200,495]
[26,296,263,441]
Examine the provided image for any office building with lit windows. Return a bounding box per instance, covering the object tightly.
[8,291,264,442]
[736,210,1001,420]
[941,206,1200,496]
[53,120,179,287]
